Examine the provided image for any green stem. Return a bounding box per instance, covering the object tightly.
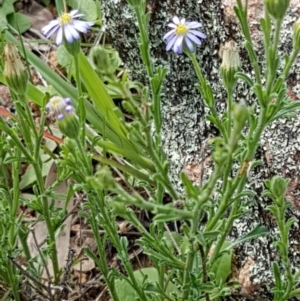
[74,53,86,146]
[188,52,228,140]
[227,88,233,139]
[236,0,262,85]
[75,137,91,176]
[0,119,32,162]
[206,106,267,232]
[266,20,282,95]
[145,129,178,200]
[33,163,60,283]
[88,195,120,301]
[282,48,299,78]
[95,191,148,300]
[7,256,20,301]
[275,197,294,301]
[116,185,191,219]
[181,165,222,300]
[134,7,163,135]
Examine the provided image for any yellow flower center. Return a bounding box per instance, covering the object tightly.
[60,13,72,26]
[175,24,189,35]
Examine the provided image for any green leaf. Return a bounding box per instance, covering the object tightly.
[96,140,155,171]
[114,267,177,301]
[56,44,72,67]
[7,13,31,34]
[210,241,232,285]
[272,262,282,289]
[224,225,269,251]
[163,231,182,251]
[289,288,300,298]
[0,0,16,19]
[66,0,98,21]
[78,51,136,151]
[20,159,53,190]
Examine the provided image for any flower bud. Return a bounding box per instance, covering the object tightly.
[264,0,290,20]
[89,46,121,77]
[293,18,300,50]
[220,40,240,90]
[3,43,28,96]
[211,137,229,166]
[46,96,79,139]
[229,101,249,150]
[265,176,289,205]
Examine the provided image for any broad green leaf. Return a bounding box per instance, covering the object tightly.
[56,44,72,67]
[78,51,129,138]
[0,0,16,19]
[7,13,31,34]
[210,241,232,285]
[66,0,98,21]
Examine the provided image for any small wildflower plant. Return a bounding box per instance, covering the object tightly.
[0,0,300,300]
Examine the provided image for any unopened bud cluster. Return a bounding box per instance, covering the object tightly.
[46,96,79,139]
[3,43,28,96]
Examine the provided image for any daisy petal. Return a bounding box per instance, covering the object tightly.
[189,30,207,39]
[166,35,177,51]
[167,23,177,28]
[180,18,186,24]
[174,35,184,49]
[66,24,80,40]
[64,25,74,43]
[41,20,60,35]
[163,29,175,40]
[174,42,183,54]
[56,27,63,45]
[73,20,92,33]
[70,10,79,16]
[65,105,73,113]
[57,113,64,120]
[44,24,60,39]
[172,16,180,24]
[187,32,202,45]
[186,21,202,29]
[185,37,194,52]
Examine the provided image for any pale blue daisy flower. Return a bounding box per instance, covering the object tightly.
[46,96,79,139]
[46,97,74,120]
[41,10,93,46]
[163,16,206,54]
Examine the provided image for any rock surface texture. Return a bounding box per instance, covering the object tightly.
[102,0,300,299]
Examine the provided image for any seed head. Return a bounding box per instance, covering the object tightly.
[221,40,240,90]
[3,43,28,96]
